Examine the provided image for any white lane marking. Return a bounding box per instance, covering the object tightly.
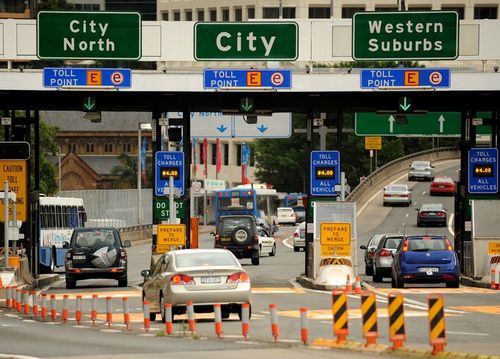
[422,191,426,196]
[282,236,294,249]
[448,213,455,236]
[405,213,409,218]
[447,331,489,336]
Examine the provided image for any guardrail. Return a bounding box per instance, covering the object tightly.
[346,147,460,204]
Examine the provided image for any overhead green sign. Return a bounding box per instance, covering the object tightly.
[355,112,491,136]
[37,11,141,60]
[154,199,185,220]
[352,11,459,60]
[194,22,298,60]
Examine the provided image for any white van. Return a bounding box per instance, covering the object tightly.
[277,207,296,225]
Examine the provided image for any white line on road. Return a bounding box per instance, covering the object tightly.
[448,213,455,236]
[282,236,293,249]
[447,331,489,336]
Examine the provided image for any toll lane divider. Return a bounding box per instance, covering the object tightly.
[3,290,500,359]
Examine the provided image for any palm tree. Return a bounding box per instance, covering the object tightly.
[111,153,137,189]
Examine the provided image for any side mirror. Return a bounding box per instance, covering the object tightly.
[141,269,150,278]
[63,241,70,249]
[210,232,215,236]
[360,245,367,250]
[123,240,132,248]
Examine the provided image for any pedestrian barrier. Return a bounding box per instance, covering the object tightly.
[213,304,223,337]
[388,292,406,350]
[300,307,308,345]
[164,303,173,335]
[106,296,112,328]
[360,291,378,347]
[241,303,250,340]
[50,294,57,321]
[428,295,446,355]
[122,297,130,330]
[269,303,279,343]
[143,300,150,332]
[186,301,196,333]
[41,293,47,321]
[91,294,97,326]
[32,290,39,318]
[75,295,82,325]
[332,291,349,344]
[62,294,69,323]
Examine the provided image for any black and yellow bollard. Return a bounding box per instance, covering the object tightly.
[428,295,446,355]
[360,291,378,347]
[332,291,349,344]
[388,292,406,350]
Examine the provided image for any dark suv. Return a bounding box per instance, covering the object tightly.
[212,215,260,265]
[63,227,131,289]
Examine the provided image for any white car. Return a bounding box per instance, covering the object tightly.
[277,207,296,225]
[408,160,435,181]
[257,227,276,257]
[383,184,412,206]
[292,222,306,252]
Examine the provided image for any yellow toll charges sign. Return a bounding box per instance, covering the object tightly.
[320,223,351,257]
[0,160,27,222]
[488,241,500,255]
[157,224,186,253]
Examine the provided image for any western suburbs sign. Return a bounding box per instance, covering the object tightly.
[194,22,298,60]
[352,11,459,60]
[37,11,141,60]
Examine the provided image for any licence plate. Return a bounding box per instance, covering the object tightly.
[201,276,221,284]
[220,236,231,242]
[439,185,445,188]
[419,267,439,275]
[73,255,86,260]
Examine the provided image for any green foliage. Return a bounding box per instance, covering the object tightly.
[111,153,153,189]
[37,0,72,10]
[34,121,59,195]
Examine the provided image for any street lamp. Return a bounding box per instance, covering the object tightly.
[137,122,152,225]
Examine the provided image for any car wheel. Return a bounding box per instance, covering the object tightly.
[394,274,404,288]
[446,279,460,288]
[66,278,76,289]
[270,243,276,257]
[383,202,387,207]
[391,275,397,288]
[221,307,231,320]
[237,304,252,321]
[372,272,383,283]
[259,245,262,257]
[294,246,299,252]
[251,255,260,265]
[118,275,128,288]
[417,221,421,227]
[365,265,374,276]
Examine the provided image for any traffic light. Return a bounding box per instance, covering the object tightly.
[398,96,412,113]
[240,97,255,114]
[0,141,30,159]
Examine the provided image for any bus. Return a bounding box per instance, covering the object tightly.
[214,184,279,225]
[38,196,86,273]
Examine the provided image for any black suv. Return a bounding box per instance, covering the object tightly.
[63,227,131,289]
[212,215,260,265]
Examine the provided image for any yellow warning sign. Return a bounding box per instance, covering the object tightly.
[157,224,186,253]
[365,136,382,150]
[320,223,351,245]
[320,244,351,257]
[0,160,27,222]
[488,241,500,255]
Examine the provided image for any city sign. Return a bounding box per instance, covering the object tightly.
[468,148,498,194]
[154,199,185,220]
[43,68,131,88]
[37,11,141,60]
[194,22,299,60]
[360,68,450,89]
[352,11,459,60]
[155,151,185,196]
[355,112,492,136]
[310,151,340,196]
[203,69,292,89]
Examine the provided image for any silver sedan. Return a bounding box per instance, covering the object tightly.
[142,249,251,322]
[382,184,412,206]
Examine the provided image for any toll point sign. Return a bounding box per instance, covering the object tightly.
[203,69,291,89]
[43,68,131,88]
[360,68,450,89]
[156,224,186,253]
[0,160,27,222]
[320,223,351,257]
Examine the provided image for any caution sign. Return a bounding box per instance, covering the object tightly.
[0,160,27,222]
[320,223,351,257]
[156,224,186,253]
[365,136,382,150]
[320,245,351,257]
[488,241,500,255]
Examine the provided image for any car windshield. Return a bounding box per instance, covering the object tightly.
[420,204,444,211]
[72,229,118,250]
[412,161,430,167]
[408,239,448,251]
[386,185,407,192]
[219,217,253,235]
[175,251,239,268]
[292,206,305,213]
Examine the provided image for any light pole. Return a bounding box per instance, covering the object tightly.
[137,122,152,225]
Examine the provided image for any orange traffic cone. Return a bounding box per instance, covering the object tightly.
[354,276,362,294]
[0,277,3,289]
[344,274,352,293]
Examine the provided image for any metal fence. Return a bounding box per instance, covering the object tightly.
[58,189,153,229]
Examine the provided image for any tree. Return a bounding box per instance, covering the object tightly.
[111,153,137,189]
[35,120,59,195]
[37,0,72,10]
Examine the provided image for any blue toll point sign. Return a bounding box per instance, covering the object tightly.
[155,151,185,196]
[43,68,131,88]
[203,69,292,89]
[468,148,498,194]
[360,68,450,89]
[310,151,340,196]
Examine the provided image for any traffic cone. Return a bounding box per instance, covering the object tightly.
[0,277,3,289]
[344,274,352,293]
[354,276,362,294]
[491,269,497,290]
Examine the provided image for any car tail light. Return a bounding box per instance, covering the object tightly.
[171,274,195,285]
[293,232,299,238]
[400,194,408,197]
[402,240,409,252]
[379,249,392,257]
[368,250,375,258]
[227,272,249,283]
[437,211,446,217]
[445,238,453,251]
[215,234,220,243]
[383,193,391,197]
[254,235,259,244]
[419,212,428,217]
[120,249,127,260]
[423,236,432,240]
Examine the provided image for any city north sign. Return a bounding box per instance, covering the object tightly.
[352,11,459,60]
[37,11,141,60]
[194,22,298,60]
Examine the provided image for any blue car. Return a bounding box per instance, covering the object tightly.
[391,235,459,288]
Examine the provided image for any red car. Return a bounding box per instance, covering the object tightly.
[430,176,455,196]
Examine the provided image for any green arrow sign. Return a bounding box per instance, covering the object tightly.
[240,97,254,113]
[82,96,97,112]
[154,199,185,220]
[355,112,492,136]
[399,97,412,112]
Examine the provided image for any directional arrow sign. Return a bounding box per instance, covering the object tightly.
[257,125,268,133]
[398,97,412,112]
[355,112,492,136]
[233,113,292,138]
[82,96,97,112]
[216,124,228,133]
[240,98,254,113]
